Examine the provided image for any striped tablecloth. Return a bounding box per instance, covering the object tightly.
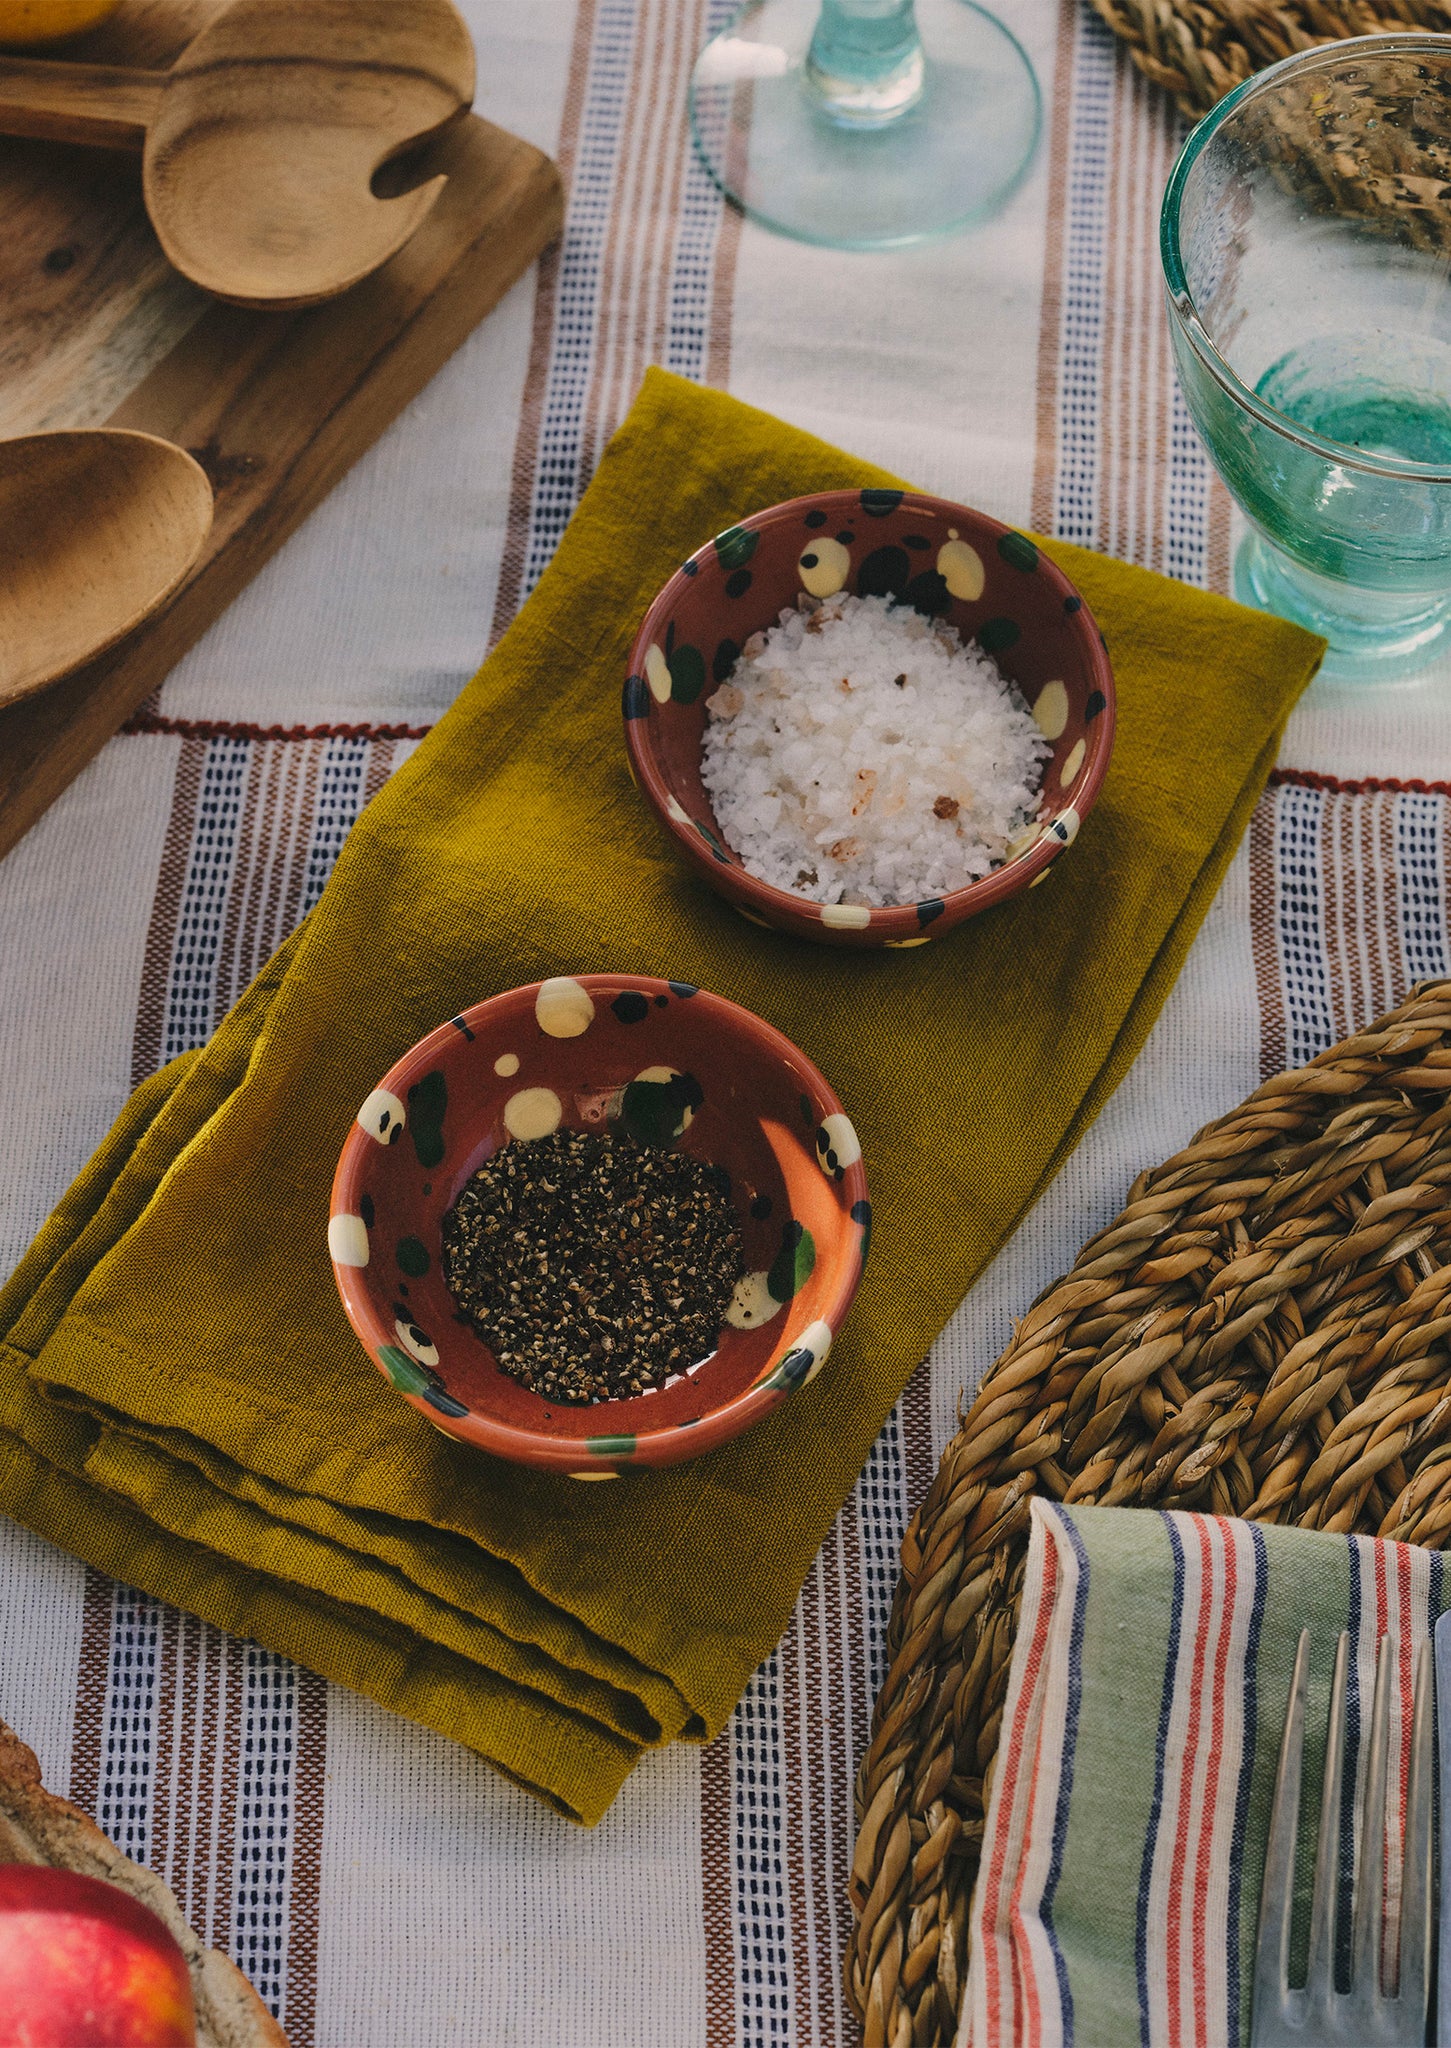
[2,2,1449,2043]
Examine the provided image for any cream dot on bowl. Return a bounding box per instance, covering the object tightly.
[536,977,594,1038]
[937,537,985,601]
[1033,680,1069,741]
[798,536,850,598]
[394,1316,439,1367]
[726,1270,780,1329]
[327,1214,370,1268]
[504,1086,563,1140]
[821,903,872,930]
[494,1052,520,1077]
[1060,737,1086,787]
[357,1088,405,1145]
[570,1470,619,1481]
[816,1113,862,1175]
[645,644,672,703]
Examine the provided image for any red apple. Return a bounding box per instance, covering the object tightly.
[0,1865,196,2047]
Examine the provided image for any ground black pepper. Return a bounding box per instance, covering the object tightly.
[441,1127,744,1404]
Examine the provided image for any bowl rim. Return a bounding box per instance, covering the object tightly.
[329,973,870,1471]
[1159,32,1451,487]
[623,488,1116,936]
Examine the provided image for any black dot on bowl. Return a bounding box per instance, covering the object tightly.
[43,245,77,275]
[902,533,930,551]
[360,1193,375,1228]
[800,551,819,570]
[860,488,903,516]
[681,558,698,576]
[1064,594,1082,615]
[622,674,649,720]
[397,1236,430,1277]
[725,568,752,599]
[1085,688,1106,722]
[800,1093,814,1125]
[713,637,740,684]
[422,1184,432,1197]
[398,1281,410,1296]
[655,993,669,1007]
[804,509,828,527]
[851,1199,871,1225]
[751,1194,773,1220]
[836,531,856,547]
[917,898,946,927]
[612,991,650,1024]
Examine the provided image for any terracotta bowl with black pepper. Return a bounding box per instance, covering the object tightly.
[623,487,1115,948]
[328,974,870,1477]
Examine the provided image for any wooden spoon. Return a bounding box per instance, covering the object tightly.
[1,430,213,708]
[0,0,476,309]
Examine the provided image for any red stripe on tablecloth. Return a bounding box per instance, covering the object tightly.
[1248,790,1286,1084]
[121,712,433,742]
[701,1729,737,2048]
[979,1528,1060,2044]
[1165,1515,1218,2048]
[1271,768,1451,798]
[282,1667,329,2048]
[67,1568,116,1815]
[489,0,602,644]
[131,738,206,1087]
[1028,0,1078,537]
[1188,1516,1236,2048]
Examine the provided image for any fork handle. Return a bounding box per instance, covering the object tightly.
[0,57,165,151]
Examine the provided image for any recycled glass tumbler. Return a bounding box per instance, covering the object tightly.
[689,0,1041,250]
[1161,36,1451,683]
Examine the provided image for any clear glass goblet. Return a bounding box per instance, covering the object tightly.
[1162,36,1451,684]
[689,0,1041,250]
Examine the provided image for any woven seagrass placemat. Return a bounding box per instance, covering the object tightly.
[1087,0,1451,118]
[847,979,1451,2047]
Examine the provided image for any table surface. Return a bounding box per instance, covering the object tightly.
[2,2,1449,2043]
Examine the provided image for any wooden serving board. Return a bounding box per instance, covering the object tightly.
[0,0,563,860]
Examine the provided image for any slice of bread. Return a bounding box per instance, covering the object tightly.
[0,1715,291,2048]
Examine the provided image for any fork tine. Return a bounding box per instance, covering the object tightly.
[1393,1640,1434,2023]
[1303,1630,1350,1999]
[1254,1628,1310,2017]
[1350,1634,1394,1998]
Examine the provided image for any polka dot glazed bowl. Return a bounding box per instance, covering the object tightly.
[328,975,870,1477]
[624,489,1115,947]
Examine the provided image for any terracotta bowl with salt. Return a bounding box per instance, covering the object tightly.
[623,488,1115,948]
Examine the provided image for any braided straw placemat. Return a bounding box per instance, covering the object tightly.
[1086,0,1451,119]
[846,980,1451,2047]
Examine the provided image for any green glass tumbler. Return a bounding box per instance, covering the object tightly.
[1161,37,1451,683]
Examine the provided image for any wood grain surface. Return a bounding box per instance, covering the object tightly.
[0,0,563,859]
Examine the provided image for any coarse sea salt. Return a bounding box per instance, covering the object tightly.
[699,593,1051,908]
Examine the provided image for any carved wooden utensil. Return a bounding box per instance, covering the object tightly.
[1,430,213,707]
[0,0,476,308]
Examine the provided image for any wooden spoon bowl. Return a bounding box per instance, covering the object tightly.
[1,430,213,708]
[0,0,476,308]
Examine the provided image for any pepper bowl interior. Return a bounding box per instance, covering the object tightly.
[623,488,1115,948]
[329,975,870,1476]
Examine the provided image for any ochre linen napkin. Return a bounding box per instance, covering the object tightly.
[962,1500,1446,2048]
[0,369,1323,1823]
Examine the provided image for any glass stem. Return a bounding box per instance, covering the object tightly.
[804,0,926,126]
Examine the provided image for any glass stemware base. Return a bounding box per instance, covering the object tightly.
[689,0,1041,250]
[1235,530,1451,686]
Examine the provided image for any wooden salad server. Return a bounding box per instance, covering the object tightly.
[1,430,213,708]
[0,0,476,309]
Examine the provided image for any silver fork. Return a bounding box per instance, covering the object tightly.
[1251,1629,1434,2047]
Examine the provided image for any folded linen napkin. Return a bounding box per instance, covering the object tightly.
[0,369,1322,1824]
[962,1499,1449,2048]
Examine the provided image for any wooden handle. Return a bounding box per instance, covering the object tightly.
[0,57,164,150]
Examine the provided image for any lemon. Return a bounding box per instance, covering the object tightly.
[0,0,123,45]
